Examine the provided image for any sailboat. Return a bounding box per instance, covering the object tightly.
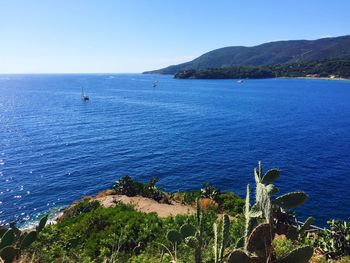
[152,81,158,88]
[81,88,89,101]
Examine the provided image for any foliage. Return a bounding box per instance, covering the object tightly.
[272,236,299,259]
[216,192,245,215]
[19,162,344,262]
[228,161,313,263]
[30,204,166,262]
[27,201,222,262]
[147,36,350,75]
[60,199,100,220]
[200,183,220,200]
[213,214,230,263]
[113,176,166,203]
[183,191,201,205]
[174,59,350,79]
[311,218,350,259]
[0,215,48,263]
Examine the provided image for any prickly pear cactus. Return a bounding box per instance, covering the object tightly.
[213,223,218,262]
[247,223,274,259]
[167,230,182,246]
[0,229,14,249]
[261,169,280,184]
[0,215,48,262]
[219,214,230,260]
[299,217,314,236]
[274,192,308,209]
[227,249,251,263]
[277,246,313,263]
[36,214,48,232]
[180,223,196,238]
[275,224,298,240]
[0,246,17,263]
[20,230,37,249]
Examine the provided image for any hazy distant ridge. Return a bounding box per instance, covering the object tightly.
[144,35,350,74]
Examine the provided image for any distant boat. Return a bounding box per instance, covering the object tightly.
[81,88,89,101]
[152,81,158,88]
[237,80,244,84]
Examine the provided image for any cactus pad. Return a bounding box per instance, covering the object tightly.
[227,249,251,263]
[0,246,17,263]
[235,236,245,249]
[261,169,280,184]
[36,214,48,232]
[276,224,298,240]
[266,184,279,196]
[247,223,274,256]
[274,192,308,209]
[278,246,313,263]
[0,229,14,250]
[166,230,182,245]
[249,205,262,218]
[0,227,7,239]
[299,217,314,235]
[20,230,37,249]
[180,223,196,238]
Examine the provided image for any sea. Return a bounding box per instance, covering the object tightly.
[0,74,349,227]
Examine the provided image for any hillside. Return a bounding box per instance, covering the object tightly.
[174,59,350,79]
[4,166,350,263]
[144,35,350,74]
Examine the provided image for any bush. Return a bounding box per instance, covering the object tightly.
[216,192,244,215]
[59,199,100,220]
[113,176,167,203]
[272,235,299,259]
[29,203,202,262]
[312,218,350,259]
[31,204,165,262]
[182,191,201,205]
[200,183,220,200]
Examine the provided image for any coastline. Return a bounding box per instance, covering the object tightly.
[278,76,350,81]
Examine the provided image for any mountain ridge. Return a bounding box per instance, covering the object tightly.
[143,35,350,74]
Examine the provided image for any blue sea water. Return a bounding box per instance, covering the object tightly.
[0,74,349,226]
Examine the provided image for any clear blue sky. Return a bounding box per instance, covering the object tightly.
[0,0,349,73]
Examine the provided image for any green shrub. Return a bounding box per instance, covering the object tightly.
[216,192,244,215]
[183,191,201,205]
[273,236,299,259]
[201,183,220,200]
[113,176,166,202]
[114,175,140,196]
[30,203,202,262]
[312,218,350,259]
[61,199,100,220]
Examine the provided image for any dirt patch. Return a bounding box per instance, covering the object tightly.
[96,194,195,218]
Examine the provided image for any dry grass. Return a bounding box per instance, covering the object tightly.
[199,198,218,211]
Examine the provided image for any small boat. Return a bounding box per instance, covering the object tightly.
[81,88,89,101]
[152,81,158,88]
[237,80,244,84]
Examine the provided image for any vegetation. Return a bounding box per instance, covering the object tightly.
[310,218,350,260]
[174,59,350,79]
[144,35,350,75]
[227,161,313,263]
[2,162,350,262]
[0,215,48,263]
[113,176,168,203]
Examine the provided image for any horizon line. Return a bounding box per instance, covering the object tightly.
[0,72,145,75]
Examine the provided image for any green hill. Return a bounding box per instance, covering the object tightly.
[174,59,350,79]
[144,35,350,74]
